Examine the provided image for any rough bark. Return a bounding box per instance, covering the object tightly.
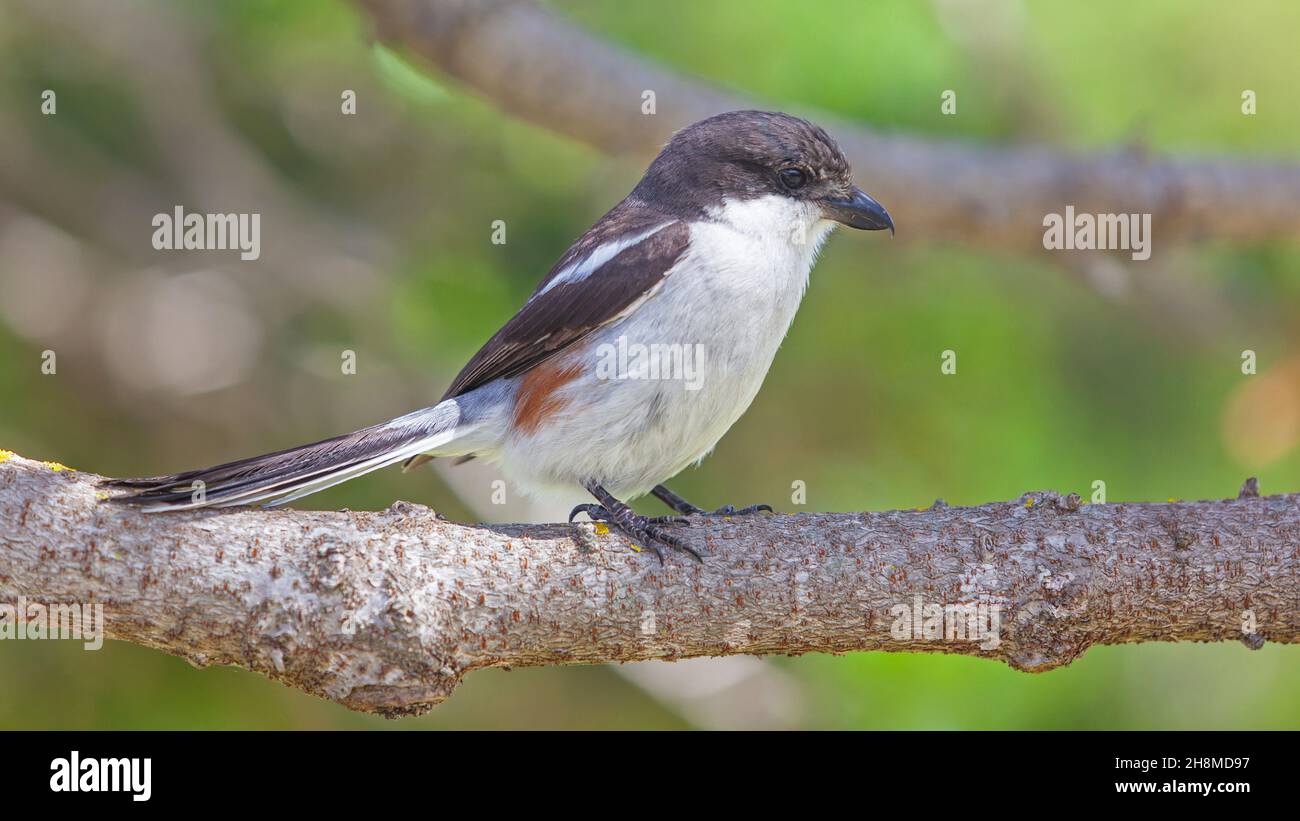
[352,0,1300,253]
[1,451,1296,717]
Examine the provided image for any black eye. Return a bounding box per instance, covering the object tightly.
[779,167,807,190]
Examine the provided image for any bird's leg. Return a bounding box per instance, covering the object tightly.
[651,484,773,517]
[571,481,701,562]
[649,485,707,515]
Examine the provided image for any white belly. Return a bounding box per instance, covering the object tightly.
[496,197,836,498]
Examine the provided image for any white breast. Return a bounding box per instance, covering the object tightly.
[498,195,837,499]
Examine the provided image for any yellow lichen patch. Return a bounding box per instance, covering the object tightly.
[95,491,110,501]
[594,523,610,535]
[628,543,642,553]
[0,449,13,464]
[43,461,74,472]
[1025,498,1036,508]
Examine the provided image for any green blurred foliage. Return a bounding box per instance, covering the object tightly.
[0,0,1297,728]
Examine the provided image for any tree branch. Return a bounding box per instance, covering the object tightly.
[353,0,1300,252]
[1,451,1296,717]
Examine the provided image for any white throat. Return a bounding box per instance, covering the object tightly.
[701,194,836,304]
[708,194,834,243]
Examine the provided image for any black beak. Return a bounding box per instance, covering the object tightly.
[821,186,894,234]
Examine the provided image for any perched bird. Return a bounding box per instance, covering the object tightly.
[107,110,893,560]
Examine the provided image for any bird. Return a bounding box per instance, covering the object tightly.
[106,110,894,561]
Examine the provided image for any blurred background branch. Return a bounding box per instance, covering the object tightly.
[358,0,1300,252]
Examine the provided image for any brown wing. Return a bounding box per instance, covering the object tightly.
[441,210,690,400]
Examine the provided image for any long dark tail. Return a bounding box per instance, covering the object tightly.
[104,402,467,511]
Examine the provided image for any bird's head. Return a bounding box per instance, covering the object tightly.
[634,110,893,234]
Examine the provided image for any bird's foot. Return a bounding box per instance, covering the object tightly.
[698,503,773,517]
[569,503,701,563]
[649,485,772,518]
[667,501,774,517]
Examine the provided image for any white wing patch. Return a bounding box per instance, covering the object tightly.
[530,222,673,301]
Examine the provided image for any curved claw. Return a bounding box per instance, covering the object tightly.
[577,482,707,562]
[569,503,611,523]
[603,513,703,563]
[636,523,705,563]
